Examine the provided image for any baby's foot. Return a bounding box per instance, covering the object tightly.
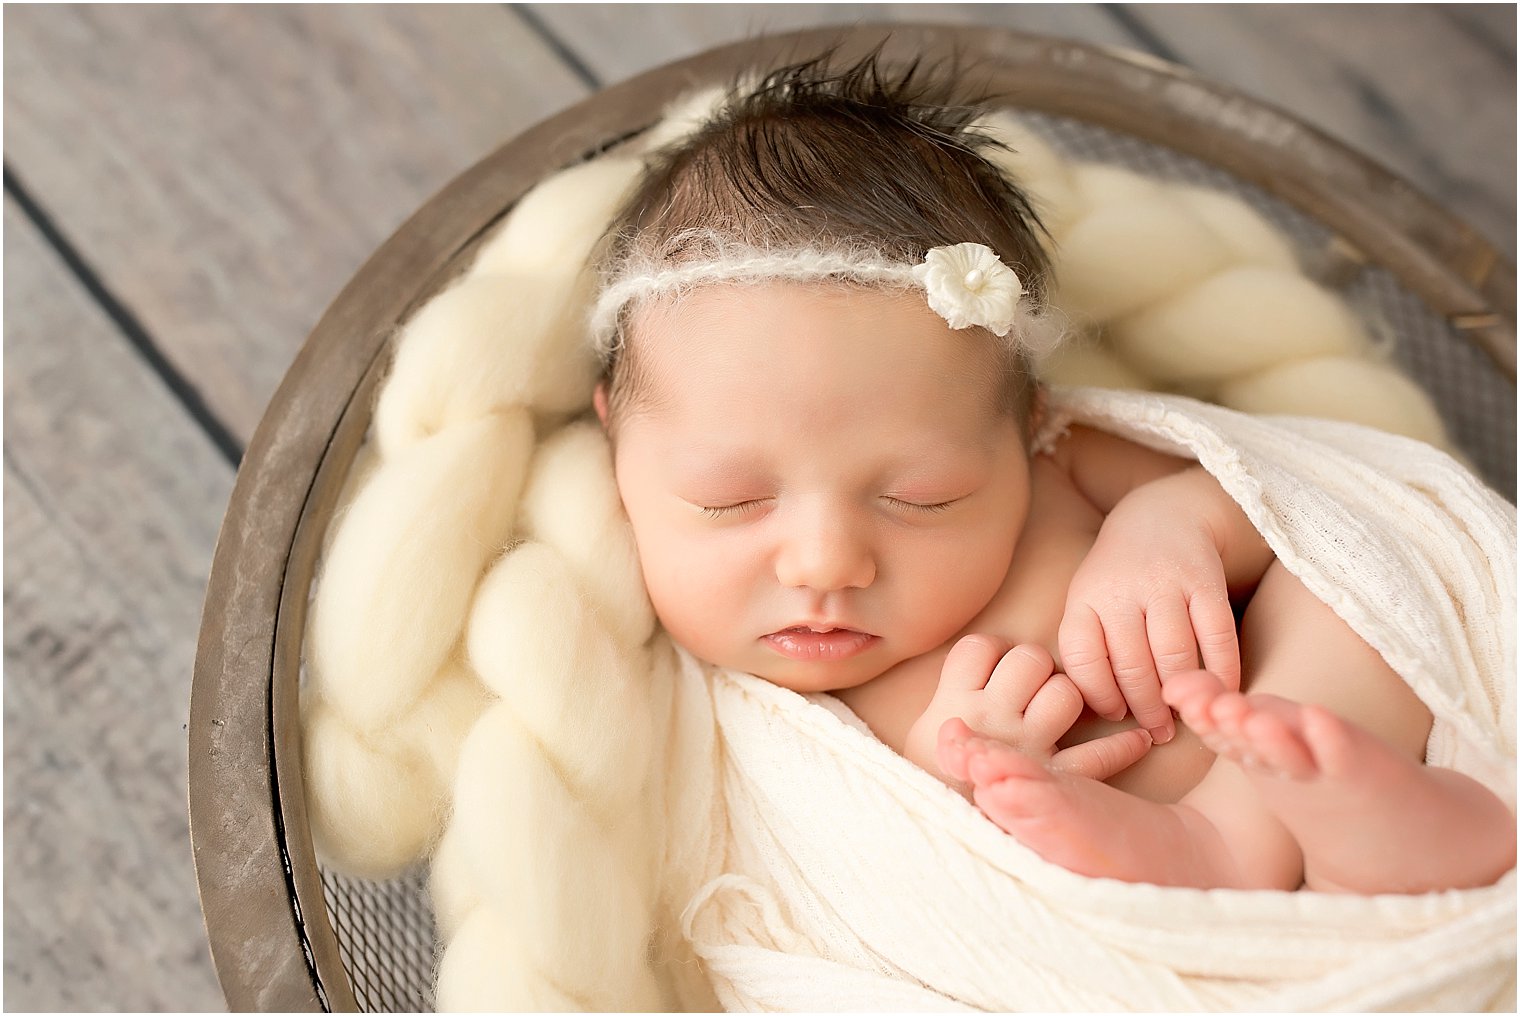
[937,719,1242,887]
[1162,670,1332,780]
[1163,671,1517,893]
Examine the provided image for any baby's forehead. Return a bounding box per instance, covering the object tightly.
[626,285,745,338]
[627,281,931,346]
[617,281,1014,422]
[623,284,928,391]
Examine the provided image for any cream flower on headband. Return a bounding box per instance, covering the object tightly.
[912,242,1023,337]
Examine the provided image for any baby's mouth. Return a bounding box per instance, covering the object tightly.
[763,625,879,661]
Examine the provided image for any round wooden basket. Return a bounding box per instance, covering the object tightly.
[187,24,1516,1013]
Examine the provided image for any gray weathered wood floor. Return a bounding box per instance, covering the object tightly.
[4,5,1514,1012]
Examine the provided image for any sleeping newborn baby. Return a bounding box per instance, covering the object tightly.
[587,51,1515,893]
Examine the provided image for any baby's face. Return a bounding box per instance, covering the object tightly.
[602,283,1032,693]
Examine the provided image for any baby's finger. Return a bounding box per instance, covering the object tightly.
[1145,599,1200,680]
[1049,727,1153,781]
[1057,603,1125,721]
[1140,599,1198,742]
[1102,606,1166,734]
[1022,671,1085,745]
[985,643,1056,713]
[1189,593,1242,692]
[940,633,1015,693]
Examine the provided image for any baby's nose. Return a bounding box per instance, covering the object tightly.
[774,508,876,592]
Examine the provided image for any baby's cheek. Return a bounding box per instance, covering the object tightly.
[640,554,741,659]
[915,531,1017,639]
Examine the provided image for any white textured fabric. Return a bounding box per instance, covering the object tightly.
[652,386,1517,1012]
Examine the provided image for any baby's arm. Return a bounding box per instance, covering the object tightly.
[1051,426,1275,741]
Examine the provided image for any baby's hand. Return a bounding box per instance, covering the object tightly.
[1058,494,1241,744]
[905,635,1153,785]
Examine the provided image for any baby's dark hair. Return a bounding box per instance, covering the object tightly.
[596,44,1054,430]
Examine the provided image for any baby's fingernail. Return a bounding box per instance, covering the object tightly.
[1147,725,1174,745]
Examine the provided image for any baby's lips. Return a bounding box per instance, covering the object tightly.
[771,621,873,637]
[762,627,879,662]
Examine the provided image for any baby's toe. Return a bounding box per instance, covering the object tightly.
[965,738,1048,789]
[936,717,977,784]
[1296,704,1362,780]
[1240,708,1316,779]
[1161,670,1224,724]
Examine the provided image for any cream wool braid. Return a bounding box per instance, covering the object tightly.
[972,110,1450,448]
[301,150,677,1010]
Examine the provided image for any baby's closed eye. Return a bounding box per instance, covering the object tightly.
[692,495,957,519]
[697,498,773,518]
[881,496,959,514]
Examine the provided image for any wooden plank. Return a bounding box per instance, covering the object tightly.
[1444,3,1517,62]
[1123,4,1516,257]
[2,4,591,444]
[524,3,1513,261]
[529,3,1513,261]
[522,2,1144,86]
[3,197,229,1011]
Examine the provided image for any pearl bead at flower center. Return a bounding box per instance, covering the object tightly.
[963,268,984,289]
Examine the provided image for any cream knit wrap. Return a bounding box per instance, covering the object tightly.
[298,90,1514,1011]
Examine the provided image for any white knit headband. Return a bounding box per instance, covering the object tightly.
[589,240,1049,361]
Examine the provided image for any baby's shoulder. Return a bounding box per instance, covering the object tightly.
[1037,421,1193,514]
[1038,421,1150,470]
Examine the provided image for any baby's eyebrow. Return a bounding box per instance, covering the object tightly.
[666,448,771,484]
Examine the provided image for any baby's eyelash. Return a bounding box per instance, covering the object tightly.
[699,497,956,518]
[699,499,767,518]
[885,497,956,514]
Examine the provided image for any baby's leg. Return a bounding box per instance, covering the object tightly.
[938,719,1269,888]
[1166,563,1516,893]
